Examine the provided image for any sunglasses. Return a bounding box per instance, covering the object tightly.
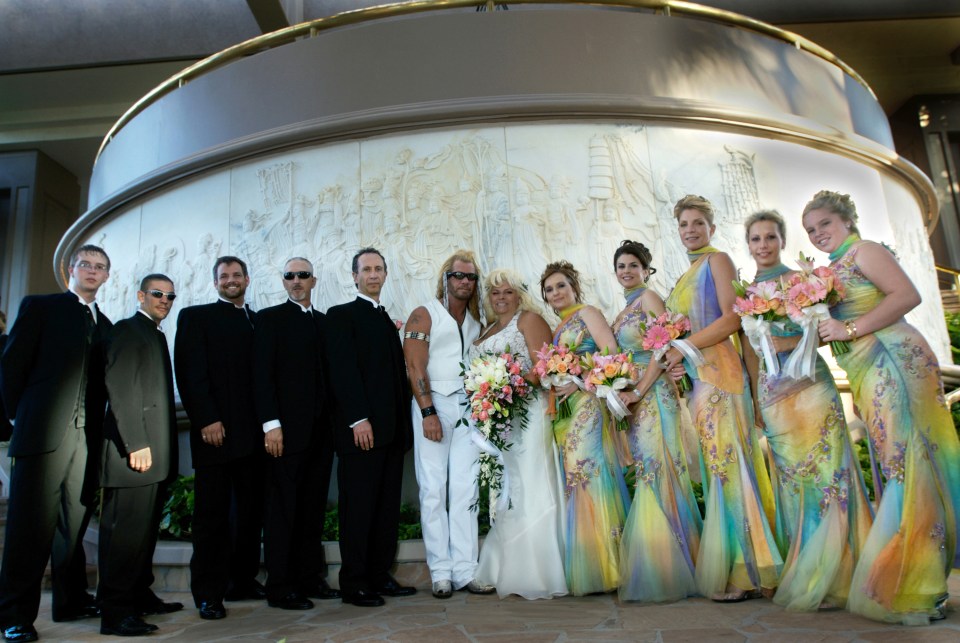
[283,271,313,281]
[446,271,479,282]
[143,289,177,301]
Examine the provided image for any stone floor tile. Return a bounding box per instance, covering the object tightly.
[660,628,746,642]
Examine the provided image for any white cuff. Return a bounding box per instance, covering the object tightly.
[349,418,368,429]
[262,419,281,433]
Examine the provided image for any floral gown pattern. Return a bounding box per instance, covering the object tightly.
[753,288,873,611]
[552,311,627,595]
[831,243,960,624]
[665,252,783,595]
[613,296,702,602]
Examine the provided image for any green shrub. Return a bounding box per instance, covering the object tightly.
[158,474,195,540]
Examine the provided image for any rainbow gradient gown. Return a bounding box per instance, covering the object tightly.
[752,268,873,611]
[831,241,960,624]
[552,311,627,595]
[665,251,782,596]
[613,296,702,602]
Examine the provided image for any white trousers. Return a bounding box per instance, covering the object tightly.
[412,392,481,587]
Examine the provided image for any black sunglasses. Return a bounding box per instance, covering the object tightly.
[446,271,479,282]
[283,271,313,281]
[144,289,176,301]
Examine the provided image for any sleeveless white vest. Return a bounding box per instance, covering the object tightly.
[425,298,480,396]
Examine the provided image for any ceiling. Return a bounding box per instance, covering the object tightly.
[1,0,958,207]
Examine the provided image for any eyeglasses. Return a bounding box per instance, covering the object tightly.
[143,289,177,301]
[446,271,479,282]
[75,261,109,273]
[283,271,313,281]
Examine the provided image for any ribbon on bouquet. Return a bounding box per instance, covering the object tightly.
[741,316,783,376]
[594,378,634,421]
[540,373,586,417]
[782,303,831,381]
[469,427,510,522]
[654,338,705,370]
[540,373,586,391]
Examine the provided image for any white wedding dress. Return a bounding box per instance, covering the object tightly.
[472,313,568,599]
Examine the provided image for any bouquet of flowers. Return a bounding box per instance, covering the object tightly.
[534,340,585,419]
[582,350,638,431]
[781,253,848,380]
[733,278,788,376]
[462,346,533,521]
[642,311,695,392]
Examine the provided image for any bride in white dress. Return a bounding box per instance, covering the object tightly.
[472,269,568,599]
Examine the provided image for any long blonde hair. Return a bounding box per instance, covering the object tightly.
[435,249,482,322]
[482,269,541,321]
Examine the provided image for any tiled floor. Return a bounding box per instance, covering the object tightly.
[30,571,960,642]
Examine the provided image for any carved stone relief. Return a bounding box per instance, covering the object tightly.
[83,122,951,366]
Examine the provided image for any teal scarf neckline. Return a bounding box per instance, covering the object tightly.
[829,233,860,262]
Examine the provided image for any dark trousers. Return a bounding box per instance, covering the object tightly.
[0,427,88,627]
[263,439,333,600]
[337,443,405,595]
[97,483,165,620]
[190,453,265,604]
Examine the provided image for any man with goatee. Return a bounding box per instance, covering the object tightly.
[175,256,264,620]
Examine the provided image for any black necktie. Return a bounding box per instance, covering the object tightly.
[83,304,96,343]
[378,305,393,327]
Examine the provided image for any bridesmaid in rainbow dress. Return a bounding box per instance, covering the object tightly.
[802,190,960,624]
[539,261,626,595]
[662,195,782,601]
[610,240,701,602]
[741,210,873,611]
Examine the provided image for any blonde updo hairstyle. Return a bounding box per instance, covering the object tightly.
[673,194,715,225]
[802,190,860,235]
[539,261,582,305]
[483,269,541,320]
[743,209,787,243]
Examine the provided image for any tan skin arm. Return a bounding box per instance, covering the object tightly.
[818,241,921,342]
[403,305,442,442]
[664,252,741,370]
[617,290,668,407]
[740,329,765,428]
[518,311,553,386]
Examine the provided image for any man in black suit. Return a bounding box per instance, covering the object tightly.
[0,244,113,643]
[174,256,264,621]
[325,248,416,608]
[97,274,182,637]
[253,257,338,610]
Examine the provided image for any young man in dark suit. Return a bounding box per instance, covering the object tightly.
[252,257,338,610]
[0,245,113,643]
[325,248,416,608]
[98,274,182,637]
[174,256,264,621]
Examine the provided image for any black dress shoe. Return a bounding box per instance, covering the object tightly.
[267,593,314,610]
[374,577,417,597]
[52,602,101,622]
[341,590,385,607]
[198,601,226,620]
[224,580,267,601]
[138,600,183,616]
[100,615,158,637]
[2,625,38,643]
[301,579,341,600]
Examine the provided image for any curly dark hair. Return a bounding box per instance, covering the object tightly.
[613,240,656,276]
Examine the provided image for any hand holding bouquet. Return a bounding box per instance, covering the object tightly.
[781,253,847,379]
[582,350,638,431]
[462,346,533,521]
[733,278,787,375]
[642,311,695,392]
[534,341,585,419]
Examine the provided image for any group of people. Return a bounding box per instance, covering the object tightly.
[0,187,957,642]
[461,190,959,627]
